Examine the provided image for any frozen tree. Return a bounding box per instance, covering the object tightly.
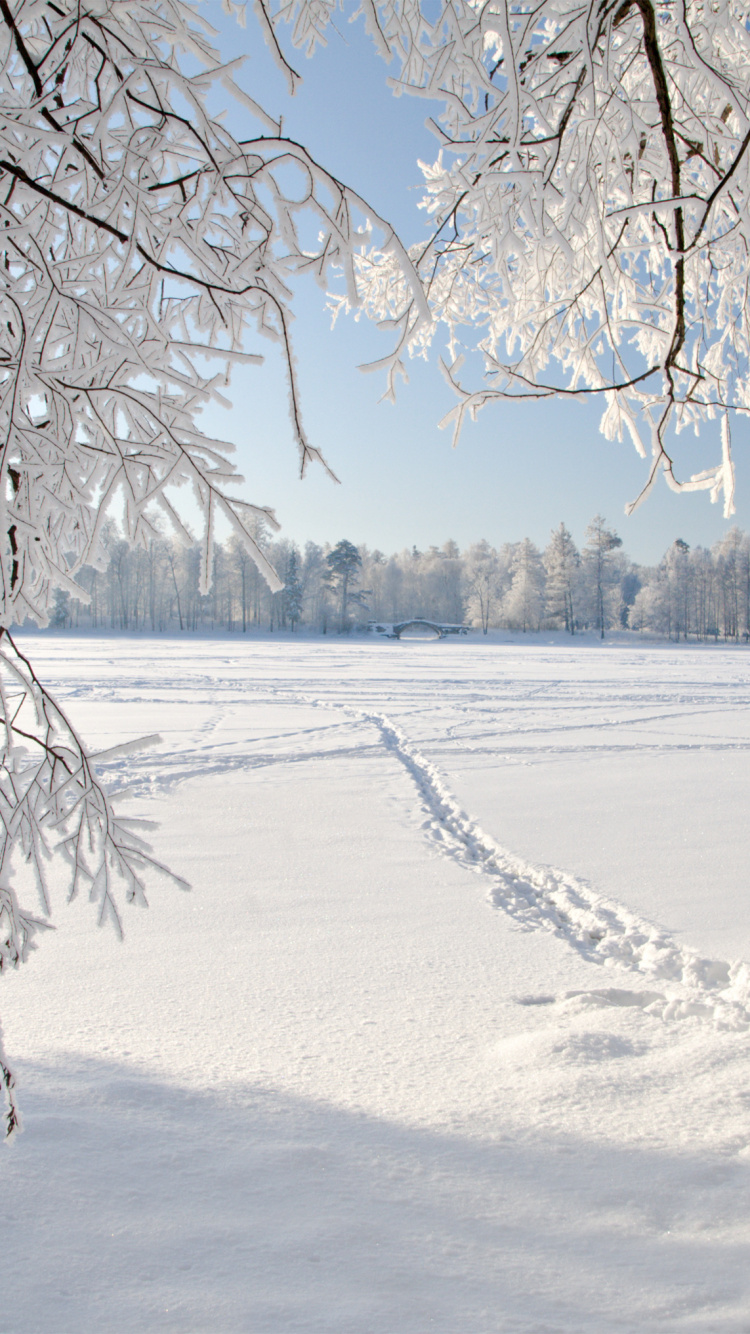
[712,526,750,639]
[664,538,692,640]
[631,540,693,636]
[228,534,255,634]
[302,542,332,631]
[619,566,642,628]
[464,540,503,634]
[629,572,664,634]
[581,515,624,638]
[544,524,580,634]
[689,546,717,639]
[283,0,750,515]
[360,547,387,620]
[503,538,545,631]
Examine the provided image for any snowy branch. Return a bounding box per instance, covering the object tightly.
[279,0,750,512]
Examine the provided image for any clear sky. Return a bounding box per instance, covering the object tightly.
[200,1,750,566]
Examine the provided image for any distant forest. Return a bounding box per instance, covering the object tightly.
[39,517,750,642]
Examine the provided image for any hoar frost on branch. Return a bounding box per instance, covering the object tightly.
[0,0,421,1135]
[0,627,183,1135]
[279,0,750,515]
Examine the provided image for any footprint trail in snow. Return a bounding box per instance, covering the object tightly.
[320,698,750,1031]
[59,654,750,1033]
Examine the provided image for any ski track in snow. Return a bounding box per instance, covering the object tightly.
[58,667,750,1032]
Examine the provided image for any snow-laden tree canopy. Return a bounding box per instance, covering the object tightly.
[0,0,427,629]
[279,0,750,515]
[0,0,425,1133]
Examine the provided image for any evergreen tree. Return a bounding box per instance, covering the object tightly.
[50,589,70,628]
[283,548,304,632]
[326,541,364,633]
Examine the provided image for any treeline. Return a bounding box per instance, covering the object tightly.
[46,518,750,642]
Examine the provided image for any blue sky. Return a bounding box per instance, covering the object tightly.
[201,1,749,566]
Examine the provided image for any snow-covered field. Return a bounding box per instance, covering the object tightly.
[3,632,750,1333]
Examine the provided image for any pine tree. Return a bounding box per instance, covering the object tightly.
[326,541,363,632]
[283,548,304,631]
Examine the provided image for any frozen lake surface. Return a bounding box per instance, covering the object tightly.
[3,633,750,1332]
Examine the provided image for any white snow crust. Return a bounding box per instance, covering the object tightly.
[2,633,750,1332]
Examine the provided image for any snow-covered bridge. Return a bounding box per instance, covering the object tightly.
[367,619,469,640]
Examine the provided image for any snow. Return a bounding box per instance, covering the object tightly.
[2,632,750,1332]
